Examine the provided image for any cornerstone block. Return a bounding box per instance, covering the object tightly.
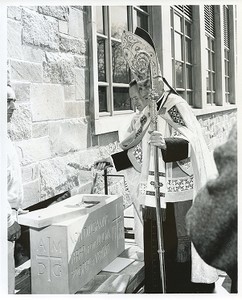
[18,194,125,294]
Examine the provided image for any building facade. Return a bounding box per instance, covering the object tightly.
[7,5,237,208]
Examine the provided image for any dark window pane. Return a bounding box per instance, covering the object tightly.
[139,6,148,12]
[211,53,215,71]
[99,86,107,112]
[225,77,229,92]
[211,93,215,104]
[137,12,148,31]
[208,51,212,70]
[206,71,210,90]
[177,91,184,99]
[175,61,184,88]
[171,32,175,58]
[96,6,104,34]
[186,65,192,89]
[224,49,229,59]
[225,60,229,76]
[211,39,215,51]
[170,9,174,28]
[211,73,215,91]
[206,50,209,70]
[186,92,193,106]
[112,41,130,83]
[97,37,106,82]
[185,21,191,36]
[185,38,192,62]
[110,6,128,39]
[207,92,211,104]
[206,36,210,49]
[113,87,131,111]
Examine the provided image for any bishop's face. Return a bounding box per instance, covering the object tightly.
[137,78,152,103]
[129,84,149,112]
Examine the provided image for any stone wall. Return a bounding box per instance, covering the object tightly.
[7,6,99,208]
[197,109,237,151]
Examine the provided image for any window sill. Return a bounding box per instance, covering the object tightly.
[94,105,237,135]
[94,112,134,135]
[192,104,237,117]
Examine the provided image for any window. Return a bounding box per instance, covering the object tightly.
[223,5,230,103]
[170,6,193,106]
[96,6,150,116]
[204,5,216,105]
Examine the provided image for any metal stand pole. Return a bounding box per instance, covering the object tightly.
[150,85,166,293]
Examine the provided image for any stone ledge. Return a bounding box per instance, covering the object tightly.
[193,104,237,116]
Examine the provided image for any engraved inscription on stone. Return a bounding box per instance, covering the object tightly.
[23,194,124,294]
[36,237,63,282]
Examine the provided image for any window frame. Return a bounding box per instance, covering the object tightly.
[205,34,216,105]
[170,6,194,106]
[223,5,230,104]
[91,5,151,135]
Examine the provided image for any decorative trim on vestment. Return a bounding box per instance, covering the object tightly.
[168,105,186,126]
[132,143,142,164]
[149,170,165,176]
[146,191,165,197]
[135,115,148,138]
[167,175,194,192]
[177,157,193,176]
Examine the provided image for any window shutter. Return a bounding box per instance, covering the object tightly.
[204,5,215,37]
[223,6,230,48]
[174,5,193,19]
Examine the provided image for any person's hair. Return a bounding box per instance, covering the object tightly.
[129,79,137,88]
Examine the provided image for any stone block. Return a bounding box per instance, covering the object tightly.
[7,103,32,141]
[22,163,40,183]
[7,19,23,59]
[22,8,59,50]
[30,84,65,121]
[64,101,85,118]
[39,154,82,200]
[49,119,88,155]
[64,85,75,101]
[43,52,75,85]
[10,60,42,83]
[37,6,69,21]
[75,68,86,100]
[74,55,86,68]
[59,20,68,34]
[39,149,99,201]
[69,7,85,38]
[16,137,52,166]
[59,34,86,55]
[22,179,40,208]
[32,122,49,138]
[18,194,125,293]
[22,45,45,63]
[7,6,22,20]
[70,6,84,11]
[25,6,38,12]
[11,82,30,102]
